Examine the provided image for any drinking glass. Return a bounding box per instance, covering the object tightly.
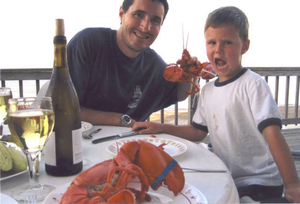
[0,87,12,138]
[7,97,55,202]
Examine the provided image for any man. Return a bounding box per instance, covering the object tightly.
[67,0,202,127]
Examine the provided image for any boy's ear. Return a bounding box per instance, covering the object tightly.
[242,39,250,54]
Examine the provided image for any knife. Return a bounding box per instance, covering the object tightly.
[182,167,227,173]
[92,130,139,144]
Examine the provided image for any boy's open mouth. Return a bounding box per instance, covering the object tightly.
[215,59,227,70]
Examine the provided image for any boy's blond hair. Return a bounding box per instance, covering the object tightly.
[204,6,249,42]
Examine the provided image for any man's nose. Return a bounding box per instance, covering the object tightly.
[140,18,151,32]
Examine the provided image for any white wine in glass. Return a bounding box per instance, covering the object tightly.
[7,97,55,202]
[0,87,12,138]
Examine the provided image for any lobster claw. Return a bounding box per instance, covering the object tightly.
[163,63,183,82]
[119,140,185,196]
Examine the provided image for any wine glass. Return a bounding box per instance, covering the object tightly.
[7,97,55,202]
[0,87,12,138]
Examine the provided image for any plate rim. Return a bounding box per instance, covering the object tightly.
[0,168,28,181]
[106,137,187,157]
[0,193,18,204]
[43,181,207,204]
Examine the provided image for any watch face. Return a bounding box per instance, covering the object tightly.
[124,115,131,123]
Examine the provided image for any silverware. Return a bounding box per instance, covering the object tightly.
[182,167,227,173]
[82,128,102,139]
[92,130,139,144]
[25,194,37,204]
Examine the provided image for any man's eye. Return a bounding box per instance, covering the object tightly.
[151,18,161,25]
[134,13,143,18]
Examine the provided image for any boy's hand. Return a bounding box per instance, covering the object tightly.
[284,182,300,203]
[132,121,163,134]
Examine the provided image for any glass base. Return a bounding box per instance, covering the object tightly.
[12,183,55,202]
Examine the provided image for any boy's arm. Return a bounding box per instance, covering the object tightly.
[133,121,207,142]
[263,125,300,202]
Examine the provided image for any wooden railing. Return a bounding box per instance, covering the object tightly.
[1,67,300,126]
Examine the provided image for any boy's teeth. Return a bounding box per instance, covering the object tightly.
[216,59,226,68]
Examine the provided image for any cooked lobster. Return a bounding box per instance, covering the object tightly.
[164,48,215,95]
[60,140,185,203]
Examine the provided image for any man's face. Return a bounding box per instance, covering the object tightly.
[117,0,164,58]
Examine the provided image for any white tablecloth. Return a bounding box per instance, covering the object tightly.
[1,125,240,203]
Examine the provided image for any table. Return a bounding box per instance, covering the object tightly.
[1,125,240,203]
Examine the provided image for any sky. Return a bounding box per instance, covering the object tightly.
[0,0,299,69]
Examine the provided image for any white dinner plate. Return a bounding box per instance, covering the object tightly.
[81,121,92,132]
[106,137,187,157]
[43,181,207,204]
[0,193,18,204]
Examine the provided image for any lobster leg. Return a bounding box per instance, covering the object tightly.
[186,79,200,95]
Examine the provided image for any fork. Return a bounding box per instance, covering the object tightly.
[25,194,37,204]
[82,128,102,139]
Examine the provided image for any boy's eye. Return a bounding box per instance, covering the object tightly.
[224,41,232,45]
[207,41,216,45]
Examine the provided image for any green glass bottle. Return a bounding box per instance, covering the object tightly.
[44,19,83,176]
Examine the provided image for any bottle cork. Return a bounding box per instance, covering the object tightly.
[55,19,65,36]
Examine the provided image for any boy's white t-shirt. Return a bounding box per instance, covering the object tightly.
[193,68,283,188]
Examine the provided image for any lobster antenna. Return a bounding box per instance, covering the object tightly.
[182,23,185,50]
[186,33,189,50]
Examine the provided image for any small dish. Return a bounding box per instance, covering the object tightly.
[81,121,92,132]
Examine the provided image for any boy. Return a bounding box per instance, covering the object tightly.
[133,6,300,203]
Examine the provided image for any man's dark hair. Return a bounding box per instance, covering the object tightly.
[122,0,169,22]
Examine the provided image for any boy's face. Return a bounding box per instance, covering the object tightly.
[118,0,164,58]
[205,25,250,82]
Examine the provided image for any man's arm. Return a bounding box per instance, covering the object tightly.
[81,106,136,127]
[176,82,192,101]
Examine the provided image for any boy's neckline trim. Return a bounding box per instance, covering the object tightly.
[214,68,248,87]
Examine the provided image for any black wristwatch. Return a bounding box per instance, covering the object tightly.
[121,114,131,127]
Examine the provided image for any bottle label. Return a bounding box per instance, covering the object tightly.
[44,128,82,166]
[72,128,83,164]
[44,132,56,165]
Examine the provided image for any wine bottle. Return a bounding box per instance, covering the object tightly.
[44,19,83,176]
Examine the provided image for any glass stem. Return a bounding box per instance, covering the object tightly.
[0,123,3,139]
[26,152,39,186]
